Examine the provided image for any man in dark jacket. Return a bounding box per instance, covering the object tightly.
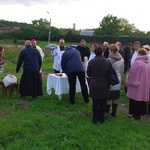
[123,42,132,73]
[103,41,109,58]
[76,39,90,62]
[16,40,42,100]
[61,47,89,105]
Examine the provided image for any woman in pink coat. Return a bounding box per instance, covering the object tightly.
[126,48,150,120]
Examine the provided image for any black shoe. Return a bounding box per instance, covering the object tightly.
[32,97,38,100]
[85,99,90,103]
[70,101,75,105]
[110,113,116,117]
[134,116,141,120]
[98,119,104,124]
[92,119,97,124]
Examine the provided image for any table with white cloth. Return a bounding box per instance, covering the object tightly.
[46,73,87,100]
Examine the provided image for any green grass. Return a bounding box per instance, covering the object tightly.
[0,46,150,150]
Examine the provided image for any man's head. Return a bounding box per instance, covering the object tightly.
[133,41,140,51]
[31,39,37,47]
[103,41,109,48]
[25,40,31,47]
[116,41,121,49]
[59,38,65,47]
[80,39,86,47]
[92,43,99,51]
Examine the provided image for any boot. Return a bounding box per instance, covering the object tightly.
[105,104,111,113]
[148,102,150,114]
[110,104,118,117]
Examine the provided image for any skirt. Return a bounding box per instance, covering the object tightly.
[109,90,120,100]
[19,72,43,97]
[129,99,147,116]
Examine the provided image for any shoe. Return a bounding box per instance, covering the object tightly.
[110,113,116,117]
[85,99,90,103]
[134,116,141,120]
[98,119,104,124]
[70,101,75,105]
[32,97,38,100]
[92,119,97,124]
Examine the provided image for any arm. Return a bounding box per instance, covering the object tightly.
[16,51,23,73]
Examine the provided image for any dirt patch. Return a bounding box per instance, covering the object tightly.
[15,100,32,109]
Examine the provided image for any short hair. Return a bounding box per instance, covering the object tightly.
[80,39,86,43]
[59,38,65,43]
[94,46,103,56]
[138,48,148,55]
[134,41,140,46]
[128,42,132,46]
[103,41,109,46]
[25,40,31,46]
[109,44,118,53]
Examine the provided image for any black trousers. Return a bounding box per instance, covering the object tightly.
[124,59,130,73]
[92,99,106,122]
[67,72,89,103]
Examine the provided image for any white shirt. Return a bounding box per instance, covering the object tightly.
[85,52,96,77]
[130,51,138,66]
[51,46,65,71]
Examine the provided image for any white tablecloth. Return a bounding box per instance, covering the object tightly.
[46,73,83,99]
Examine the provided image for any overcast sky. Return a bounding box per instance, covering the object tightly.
[0,0,150,31]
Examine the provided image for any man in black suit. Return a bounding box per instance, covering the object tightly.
[103,41,109,58]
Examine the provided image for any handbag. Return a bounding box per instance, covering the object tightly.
[108,60,119,85]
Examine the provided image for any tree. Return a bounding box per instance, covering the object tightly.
[119,18,138,36]
[99,14,122,36]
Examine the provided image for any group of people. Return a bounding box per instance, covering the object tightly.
[1,38,150,124]
[51,39,150,124]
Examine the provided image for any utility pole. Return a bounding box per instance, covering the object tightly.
[47,11,51,44]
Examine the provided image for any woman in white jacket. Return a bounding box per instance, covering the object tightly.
[105,44,124,117]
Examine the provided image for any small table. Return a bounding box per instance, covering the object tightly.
[46,73,84,100]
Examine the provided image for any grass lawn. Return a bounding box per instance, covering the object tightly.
[0,45,150,150]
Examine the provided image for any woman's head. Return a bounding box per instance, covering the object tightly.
[109,44,118,53]
[94,46,103,56]
[0,46,4,55]
[138,48,148,56]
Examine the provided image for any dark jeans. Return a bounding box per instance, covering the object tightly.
[92,99,106,122]
[124,59,130,73]
[67,72,89,104]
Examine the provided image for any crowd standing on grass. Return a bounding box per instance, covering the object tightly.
[3,38,150,124]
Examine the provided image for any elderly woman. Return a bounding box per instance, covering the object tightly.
[87,46,110,124]
[126,48,150,119]
[105,44,124,117]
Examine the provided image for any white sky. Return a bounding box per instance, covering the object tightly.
[0,0,150,31]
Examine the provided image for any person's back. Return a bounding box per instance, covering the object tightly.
[61,47,84,75]
[61,47,89,105]
[16,44,42,73]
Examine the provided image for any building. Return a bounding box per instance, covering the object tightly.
[0,26,20,33]
[80,30,94,36]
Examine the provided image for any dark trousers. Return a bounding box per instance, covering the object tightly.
[67,72,89,103]
[124,59,130,73]
[92,99,106,122]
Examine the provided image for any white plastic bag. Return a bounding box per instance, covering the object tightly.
[2,74,18,87]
